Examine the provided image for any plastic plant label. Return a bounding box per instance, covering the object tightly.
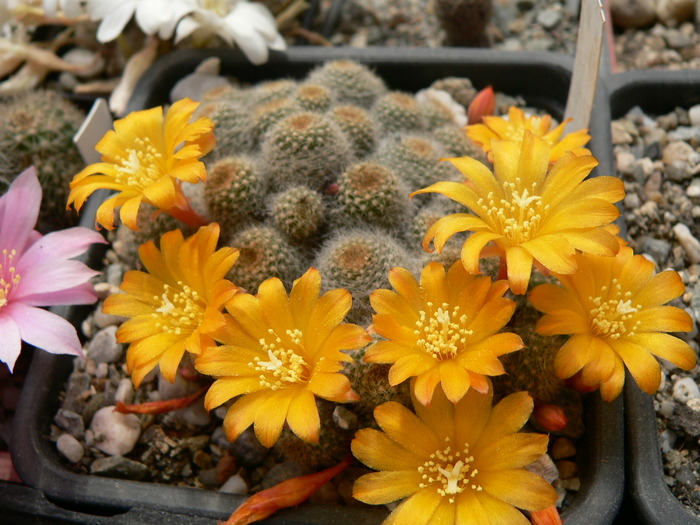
[73,98,113,165]
[564,0,605,133]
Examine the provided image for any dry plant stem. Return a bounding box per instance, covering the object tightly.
[115,386,208,415]
[220,455,353,525]
[275,0,310,30]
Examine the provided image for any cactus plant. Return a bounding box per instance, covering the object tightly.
[269,185,326,242]
[333,160,411,231]
[307,60,387,109]
[261,111,352,190]
[0,90,85,231]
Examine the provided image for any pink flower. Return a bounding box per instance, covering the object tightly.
[0,167,107,371]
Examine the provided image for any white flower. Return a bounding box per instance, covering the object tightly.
[175,0,286,65]
[87,0,194,42]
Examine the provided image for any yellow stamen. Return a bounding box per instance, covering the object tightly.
[151,282,202,336]
[113,138,164,188]
[589,279,642,340]
[250,328,308,389]
[477,179,548,245]
[0,249,20,309]
[417,437,481,504]
[415,302,472,360]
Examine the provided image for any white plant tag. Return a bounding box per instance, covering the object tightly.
[73,98,113,165]
[564,0,606,133]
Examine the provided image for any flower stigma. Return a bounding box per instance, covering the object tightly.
[418,436,481,504]
[589,279,642,340]
[477,179,547,245]
[250,328,308,389]
[415,302,472,360]
[152,282,202,335]
[113,138,164,188]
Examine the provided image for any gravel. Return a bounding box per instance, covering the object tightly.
[613,104,700,514]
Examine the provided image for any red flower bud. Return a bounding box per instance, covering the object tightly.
[533,402,568,432]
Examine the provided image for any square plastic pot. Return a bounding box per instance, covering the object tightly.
[11,46,624,524]
[609,70,700,525]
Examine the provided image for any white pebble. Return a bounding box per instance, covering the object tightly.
[89,406,141,456]
[115,378,135,404]
[219,473,248,495]
[659,399,676,418]
[56,433,84,463]
[673,223,700,264]
[689,104,700,127]
[659,429,676,453]
[687,398,700,412]
[672,376,700,403]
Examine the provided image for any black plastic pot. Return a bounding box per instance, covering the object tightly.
[12,47,624,524]
[609,70,700,525]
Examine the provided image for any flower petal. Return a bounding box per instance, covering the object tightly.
[286,389,320,443]
[5,303,83,359]
[352,471,421,505]
[0,314,22,371]
[0,167,41,252]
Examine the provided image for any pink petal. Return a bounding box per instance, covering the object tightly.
[21,282,98,307]
[6,302,83,358]
[0,167,41,253]
[0,313,22,372]
[21,227,106,262]
[14,259,100,301]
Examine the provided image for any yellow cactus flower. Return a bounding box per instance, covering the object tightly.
[412,131,624,294]
[529,245,697,401]
[67,97,216,230]
[194,267,372,448]
[102,223,239,388]
[366,261,522,406]
[352,384,557,525]
[466,105,591,163]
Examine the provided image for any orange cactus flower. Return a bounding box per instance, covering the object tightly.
[194,267,372,448]
[529,245,697,401]
[466,105,591,163]
[102,223,239,388]
[366,261,522,405]
[351,384,557,525]
[67,97,215,230]
[412,131,624,294]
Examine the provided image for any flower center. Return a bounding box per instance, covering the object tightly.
[0,249,20,309]
[152,282,202,335]
[588,278,641,340]
[250,328,309,390]
[198,0,238,16]
[113,137,164,188]
[414,302,472,360]
[418,437,481,504]
[477,178,548,245]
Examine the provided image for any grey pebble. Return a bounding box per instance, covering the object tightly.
[55,409,85,438]
[87,326,123,364]
[56,433,84,463]
[90,455,149,480]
